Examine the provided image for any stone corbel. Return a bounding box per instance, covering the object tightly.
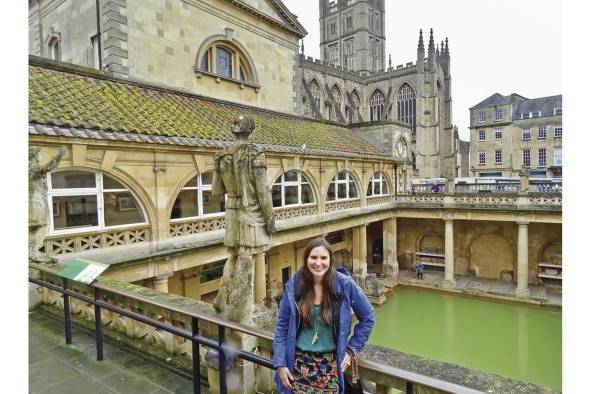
[154,164,167,173]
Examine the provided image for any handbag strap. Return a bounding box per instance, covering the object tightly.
[347,348,359,383]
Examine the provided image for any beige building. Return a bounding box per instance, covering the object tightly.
[469,93,562,178]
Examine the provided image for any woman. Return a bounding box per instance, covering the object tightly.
[273,238,375,393]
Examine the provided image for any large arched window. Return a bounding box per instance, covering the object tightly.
[171,172,225,220]
[309,79,321,110]
[199,41,254,83]
[327,171,359,201]
[272,171,315,207]
[369,90,385,121]
[367,172,389,196]
[397,83,416,133]
[47,170,147,233]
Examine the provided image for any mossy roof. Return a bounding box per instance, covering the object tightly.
[29,59,390,159]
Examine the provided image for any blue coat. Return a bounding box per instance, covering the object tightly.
[272,271,375,393]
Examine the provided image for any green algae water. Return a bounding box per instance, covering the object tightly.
[369,288,562,390]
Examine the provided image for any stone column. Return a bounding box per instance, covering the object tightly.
[515,221,530,299]
[352,224,368,290]
[254,253,266,304]
[152,273,173,293]
[442,218,456,289]
[382,217,399,278]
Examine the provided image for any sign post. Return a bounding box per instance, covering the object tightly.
[58,258,109,285]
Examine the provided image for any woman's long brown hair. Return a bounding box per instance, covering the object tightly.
[297,238,337,326]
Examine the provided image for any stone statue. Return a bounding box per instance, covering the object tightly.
[212,115,275,327]
[29,146,66,264]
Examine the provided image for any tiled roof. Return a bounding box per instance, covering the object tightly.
[470,93,511,109]
[29,58,390,160]
[513,95,562,120]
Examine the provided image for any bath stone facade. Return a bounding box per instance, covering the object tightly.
[469,93,562,178]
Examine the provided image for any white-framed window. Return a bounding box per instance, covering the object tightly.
[199,41,254,83]
[554,107,562,115]
[327,171,359,201]
[538,126,547,139]
[47,170,147,234]
[538,148,547,167]
[478,111,486,123]
[478,130,486,141]
[495,109,503,121]
[271,171,315,208]
[367,172,388,196]
[494,149,502,164]
[522,128,531,140]
[531,111,541,118]
[171,172,225,220]
[494,128,502,139]
[521,113,531,119]
[554,148,562,166]
[522,149,531,167]
[554,126,562,138]
[478,152,486,165]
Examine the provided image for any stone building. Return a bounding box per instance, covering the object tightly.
[28,0,460,179]
[469,93,562,178]
[28,0,561,308]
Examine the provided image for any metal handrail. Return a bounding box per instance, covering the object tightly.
[29,262,484,394]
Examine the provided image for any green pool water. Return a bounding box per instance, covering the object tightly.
[369,288,562,390]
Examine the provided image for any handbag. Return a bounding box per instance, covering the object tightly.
[344,348,363,394]
[344,376,363,394]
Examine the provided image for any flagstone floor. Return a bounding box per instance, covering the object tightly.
[29,308,204,394]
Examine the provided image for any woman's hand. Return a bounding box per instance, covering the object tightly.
[277,366,294,391]
[341,352,352,371]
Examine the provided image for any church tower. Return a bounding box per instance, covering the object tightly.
[319,0,386,75]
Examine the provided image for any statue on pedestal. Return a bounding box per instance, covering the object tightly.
[212,115,275,327]
[29,146,66,264]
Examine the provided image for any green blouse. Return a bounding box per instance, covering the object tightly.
[295,304,337,352]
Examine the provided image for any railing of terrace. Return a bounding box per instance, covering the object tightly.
[29,262,484,394]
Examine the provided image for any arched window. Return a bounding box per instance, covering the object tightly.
[171,172,225,219]
[332,85,342,113]
[370,90,385,121]
[327,171,359,201]
[48,37,60,61]
[47,170,147,233]
[199,41,254,83]
[272,171,315,207]
[349,90,361,123]
[367,172,388,196]
[397,83,416,133]
[309,80,321,110]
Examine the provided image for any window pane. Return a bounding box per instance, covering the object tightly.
[171,190,198,219]
[327,183,335,201]
[202,190,224,215]
[285,185,298,205]
[103,191,145,226]
[272,185,282,207]
[53,195,98,229]
[338,183,347,199]
[103,175,126,190]
[367,183,372,196]
[201,172,213,186]
[349,182,358,198]
[284,171,298,182]
[373,182,380,195]
[216,47,232,78]
[301,184,314,204]
[337,172,347,181]
[381,180,387,194]
[51,171,96,189]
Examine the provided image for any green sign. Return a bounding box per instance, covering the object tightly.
[58,258,109,284]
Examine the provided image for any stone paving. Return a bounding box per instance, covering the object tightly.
[29,308,205,394]
[395,269,562,307]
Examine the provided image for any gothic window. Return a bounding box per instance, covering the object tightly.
[171,172,225,220]
[327,43,339,66]
[271,171,315,207]
[345,16,353,30]
[199,40,255,83]
[370,89,385,121]
[47,170,147,233]
[367,172,388,197]
[326,171,359,201]
[332,85,342,117]
[397,83,416,133]
[48,37,60,61]
[343,37,355,70]
[309,80,321,110]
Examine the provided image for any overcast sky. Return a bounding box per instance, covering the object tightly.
[282,0,562,141]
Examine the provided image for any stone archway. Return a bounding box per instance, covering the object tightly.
[469,234,515,280]
[416,233,444,254]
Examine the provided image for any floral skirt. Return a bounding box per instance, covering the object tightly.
[293,349,339,394]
